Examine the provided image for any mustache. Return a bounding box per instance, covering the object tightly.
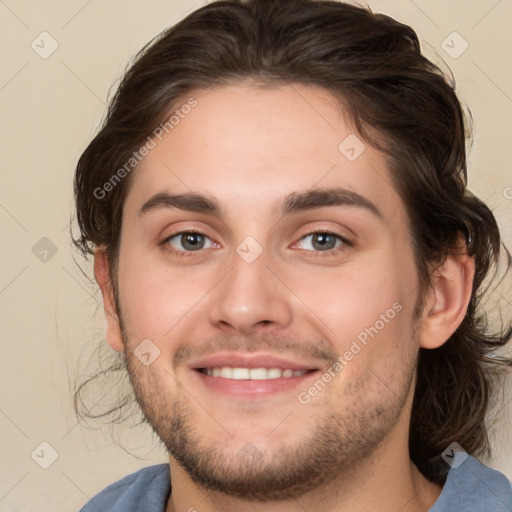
[172,332,339,369]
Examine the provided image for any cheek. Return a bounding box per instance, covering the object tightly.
[297,262,412,336]
[288,248,418,363]
[116,254,211,343]
[328,265,418,380]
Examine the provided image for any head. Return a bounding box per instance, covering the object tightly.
[73,0,511,497]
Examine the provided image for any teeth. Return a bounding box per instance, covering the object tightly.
[267,368,282,379]
[203,367,308,380]
[249,368,268,380]
[219,367,232,378]
[232,368,250,379]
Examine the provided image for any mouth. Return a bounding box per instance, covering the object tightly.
[189,353,322,397]
[196,367,314,379]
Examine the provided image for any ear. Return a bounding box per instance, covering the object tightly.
[418,247,475,350]
[94,248,124,352]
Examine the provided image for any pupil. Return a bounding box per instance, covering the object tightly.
[182,233,204,250]
[313,233,335,250]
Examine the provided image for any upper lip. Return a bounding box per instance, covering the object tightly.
[188,352,321,371]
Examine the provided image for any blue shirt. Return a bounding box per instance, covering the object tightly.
[79,454,512,511]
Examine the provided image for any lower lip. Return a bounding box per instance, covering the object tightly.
[191,369,319,398]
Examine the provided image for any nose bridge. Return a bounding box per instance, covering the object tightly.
[209,245,293,333]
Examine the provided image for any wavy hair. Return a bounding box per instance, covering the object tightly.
[73,0,512,482]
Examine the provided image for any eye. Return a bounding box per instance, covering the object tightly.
[296,232,347,251]
[166,232,215,252]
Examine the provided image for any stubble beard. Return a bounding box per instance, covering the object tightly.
[120,316,418,501]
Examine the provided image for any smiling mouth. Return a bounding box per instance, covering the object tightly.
[196,367,317,380]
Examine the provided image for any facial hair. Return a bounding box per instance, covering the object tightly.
[120,314,418,501]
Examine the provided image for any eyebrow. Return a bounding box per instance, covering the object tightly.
[139,187,382,219]
[140,192,221,216]
[282,188,382,218]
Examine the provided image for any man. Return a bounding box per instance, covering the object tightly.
[74,0,512,510]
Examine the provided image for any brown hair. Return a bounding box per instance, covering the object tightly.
[73,0,512,482]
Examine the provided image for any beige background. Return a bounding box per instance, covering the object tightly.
[0,1,511,510]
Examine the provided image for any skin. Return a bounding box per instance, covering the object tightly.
[95,82,475,512]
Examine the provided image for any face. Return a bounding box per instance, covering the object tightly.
[110,82,423,499]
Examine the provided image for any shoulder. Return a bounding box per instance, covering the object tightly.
[430,454,512,512]
[79,463,171,512]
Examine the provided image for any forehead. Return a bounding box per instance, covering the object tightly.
[124,82,405,223]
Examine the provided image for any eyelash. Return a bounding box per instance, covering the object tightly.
[161,229,352,258]
[296,230,352,257]
[160,229,211,258]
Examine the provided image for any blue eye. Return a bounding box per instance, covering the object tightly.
[161,230,349,257]
[166,232,214,252]
[297,232,346,251]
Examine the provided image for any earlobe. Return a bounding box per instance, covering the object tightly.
[418,250,475,350]
[94,248,124,352]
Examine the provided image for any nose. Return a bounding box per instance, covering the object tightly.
[208,250,293,335]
